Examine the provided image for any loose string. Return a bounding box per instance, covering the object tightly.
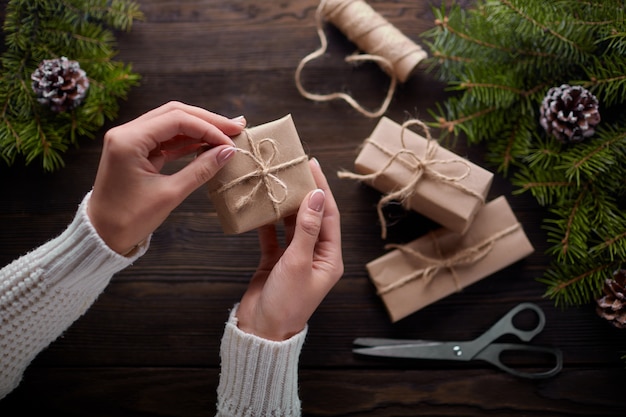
[216,131,308,216]
[295,0,426,118]
[376,223,522,296]
[338,119,485,239]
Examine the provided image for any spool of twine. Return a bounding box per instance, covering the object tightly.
[295,0,427,118]
[321,0,426,82]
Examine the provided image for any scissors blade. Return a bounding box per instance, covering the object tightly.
[353,339,471,361]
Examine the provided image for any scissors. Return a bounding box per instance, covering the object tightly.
[353,302,563,379]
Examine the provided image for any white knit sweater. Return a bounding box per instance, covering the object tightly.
[0,192,305,416]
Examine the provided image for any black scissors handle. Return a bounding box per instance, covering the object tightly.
[474,343,563,379]
[470,302,545,354]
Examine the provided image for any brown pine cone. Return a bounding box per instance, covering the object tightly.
[31,56,89,113]
[596,269,626,329]
[539,84,601,144]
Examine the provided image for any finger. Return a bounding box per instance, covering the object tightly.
[147,144,207,172]
[285,188,326,261]
[159,134,205,151]
[162,143,205,161]
[309,159,341,246]
[140,110,237,151]
[165,144,236,198]
[133,101,246,136]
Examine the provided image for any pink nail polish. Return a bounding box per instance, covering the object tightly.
[217,146,236,164]
[308,189,325,212]
[232,115,246,127]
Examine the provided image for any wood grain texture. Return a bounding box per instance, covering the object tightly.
[1,0,625,415]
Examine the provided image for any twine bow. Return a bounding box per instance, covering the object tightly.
[338,119,485,239]
[376,223,522,296]
[216,131,308,217]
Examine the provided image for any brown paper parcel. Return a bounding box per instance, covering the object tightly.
[366,196,534,322]
[207,114,316,234]
[353,117,493,234]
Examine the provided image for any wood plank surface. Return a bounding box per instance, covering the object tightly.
[1,1,625,416]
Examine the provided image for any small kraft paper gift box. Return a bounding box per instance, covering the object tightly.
[339,117,493,237]
[207,114,316,234]
[366,196,534,322]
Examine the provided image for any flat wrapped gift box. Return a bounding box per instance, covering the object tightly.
[366,196,534,322]
[207,114,316,234]
[346,117,493,235]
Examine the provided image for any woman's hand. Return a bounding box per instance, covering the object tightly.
[88,101,246,254]
[236,159,344,341]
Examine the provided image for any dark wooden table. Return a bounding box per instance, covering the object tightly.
[1,1,625,416]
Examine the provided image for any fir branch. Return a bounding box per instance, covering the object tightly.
[540,260,616,307]
[592,229,626,262]
[560,128,626,185]
[0,0,143,171]
[423,0,626,311]
[544,184,592,263]
[578,55,626,107]
[432,5,557,59]
[498,0,587,54]
[435,104,498,135]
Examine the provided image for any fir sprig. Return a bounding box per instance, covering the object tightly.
[422,0,626,308]
[0,0,143,171]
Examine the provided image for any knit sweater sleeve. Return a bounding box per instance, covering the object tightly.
[216,304,307,417]
[0,192,149,399]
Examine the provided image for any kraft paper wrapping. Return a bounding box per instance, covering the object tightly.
[366,196,534,322]
[207,114,316,234]
[353,117,493,234]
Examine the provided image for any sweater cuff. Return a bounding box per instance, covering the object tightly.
[216,304,307,417]
[42,191,150,291]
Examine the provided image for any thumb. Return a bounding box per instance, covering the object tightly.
[170,145,236,197]
[287,189,326,257]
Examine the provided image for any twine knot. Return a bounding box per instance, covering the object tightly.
[338,119,484,239]
[376,223,521,295]
[216,131,308,216]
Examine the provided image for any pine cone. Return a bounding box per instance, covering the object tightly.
[596,269,626,329]
[31,57,89,113]
[539,84,601,144]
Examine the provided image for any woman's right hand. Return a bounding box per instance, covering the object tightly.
[88,101,246,255]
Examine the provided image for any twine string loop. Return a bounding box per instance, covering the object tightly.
[376,223,521,295]
[295,0,426,118]
[216,131,308,216]
[338,119,483,239]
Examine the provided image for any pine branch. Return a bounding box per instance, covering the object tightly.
[0,0,143,171]
[423,0,626,310]
[578,54,626,107]
[559,127,626,185]
[539,260,616,307]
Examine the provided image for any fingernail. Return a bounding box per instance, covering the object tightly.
[217,146,237,165]
[232,115,246,127]
[308,189,325,212]
[311,157,320,167]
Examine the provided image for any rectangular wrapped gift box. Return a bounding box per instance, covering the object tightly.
[207,114,316,234]
[366,196,534,322]
[352,117,493,234]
